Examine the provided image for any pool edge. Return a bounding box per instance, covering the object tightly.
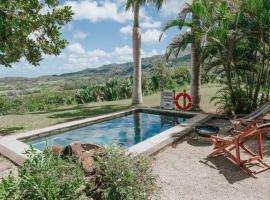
[0,107,210,161]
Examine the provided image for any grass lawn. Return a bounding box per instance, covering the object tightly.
[0,84,221,135]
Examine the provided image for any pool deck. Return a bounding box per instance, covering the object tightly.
[152,124,270,200]
[0,108,209,165]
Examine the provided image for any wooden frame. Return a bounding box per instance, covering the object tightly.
[208,124,270,176]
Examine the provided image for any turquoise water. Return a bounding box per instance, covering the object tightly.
[27,112,189,151]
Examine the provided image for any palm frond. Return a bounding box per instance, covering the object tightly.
[126,0,166,11]
[159,20,192,41]
[176,3,192,30]
[165,31,192,60]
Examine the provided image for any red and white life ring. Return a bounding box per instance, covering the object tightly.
[175,92,192,111]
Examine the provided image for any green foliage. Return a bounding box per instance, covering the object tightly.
[152,60,191,90]
[211,87,253,115]
[0,0,73,67]
[165,0,270,114]
[0,147,86,200]
[0,146,157,200]
[0,97,26,115]
[91,145,156,200]
[201,0,270,114]
[0,91,76,115]
[25,91,76,112]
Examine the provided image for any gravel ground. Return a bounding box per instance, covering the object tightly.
[0,155,16,179]
[152,119,270,200]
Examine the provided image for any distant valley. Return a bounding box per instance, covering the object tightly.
[0,52,190,96]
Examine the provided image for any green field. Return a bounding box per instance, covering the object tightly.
[0,84,221,136]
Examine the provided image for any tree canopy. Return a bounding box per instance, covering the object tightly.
[0,0,73,67]
[163,0,270,114]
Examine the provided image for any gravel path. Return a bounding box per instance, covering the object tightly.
[152,131,270,200]
[0,155,16,179]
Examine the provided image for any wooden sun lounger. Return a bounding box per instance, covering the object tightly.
[231,102,270,127]
[208,123,270,176]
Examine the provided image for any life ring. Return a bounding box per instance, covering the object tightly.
[175,92,192,111]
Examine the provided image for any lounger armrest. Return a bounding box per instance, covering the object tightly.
[210,135,233,142]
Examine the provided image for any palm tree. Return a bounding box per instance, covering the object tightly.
[160,0,209,109]
[190,0,201,110]
[126,0,166,105]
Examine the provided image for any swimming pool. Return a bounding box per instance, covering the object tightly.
[27,111,190,151]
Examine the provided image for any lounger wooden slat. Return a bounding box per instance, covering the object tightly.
[208,124,270,176]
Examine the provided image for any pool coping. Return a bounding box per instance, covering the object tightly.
[0,107,210,165]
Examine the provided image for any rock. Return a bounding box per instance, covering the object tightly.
[62,142,84,159]
[79,150,95,161]
[82,156,94,174]
[81,143,102,151]
[61,143,104,174]
[50,145,63,156]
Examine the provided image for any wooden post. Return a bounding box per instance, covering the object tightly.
[183,89,187,107]
[173,89,176,110]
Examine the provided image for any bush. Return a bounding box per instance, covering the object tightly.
[0,147,86,200]
[91,146,156,200]
[0,96,26,115]
[0,145,157,200]
[0,91,77,115]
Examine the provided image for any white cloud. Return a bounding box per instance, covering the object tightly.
[88,49,109,58]
[161,0,191,17]
[120,25,132,34]
[65,0,132,23]
[67,43,86,54]
[141,21,161,29]
[142,29,164,43]
[113,45,133,62]
[73,31,87,40]
[142,49,159,57]
[120,20,161,35]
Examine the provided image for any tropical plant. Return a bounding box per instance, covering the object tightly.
[91,145,156,200]
[0,147,86,200]
[103,78,120,101]
[126,0,166,105]
[240,0,270,107]
[197,0,270,114]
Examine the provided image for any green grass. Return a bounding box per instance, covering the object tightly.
[0,84,222,135]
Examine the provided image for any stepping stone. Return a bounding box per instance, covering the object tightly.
[0,161,12,172]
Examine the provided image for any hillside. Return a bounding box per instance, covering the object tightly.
[0,52,191,96]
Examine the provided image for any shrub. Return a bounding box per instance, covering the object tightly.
[91,145,156,200]
[0,145,157,200]
[0,147,86,200]
[0,97,26,115]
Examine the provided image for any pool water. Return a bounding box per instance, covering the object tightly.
[27,112,188,151]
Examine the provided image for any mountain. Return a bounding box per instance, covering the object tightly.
[53,53,191,78]
[0,52,191,96]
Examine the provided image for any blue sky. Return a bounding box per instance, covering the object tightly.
[0,0,190,78]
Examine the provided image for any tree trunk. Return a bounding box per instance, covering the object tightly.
[190,5,201,109]
[132,3,143,104]
[253,30,264,108]
[133,112,142,143]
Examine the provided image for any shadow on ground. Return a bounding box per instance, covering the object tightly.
[171,132,252,184]
[200,157,250,184]
[48,104,131,121]
[0,127,24,136]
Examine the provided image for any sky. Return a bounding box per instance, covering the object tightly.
[0,0,191,78]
